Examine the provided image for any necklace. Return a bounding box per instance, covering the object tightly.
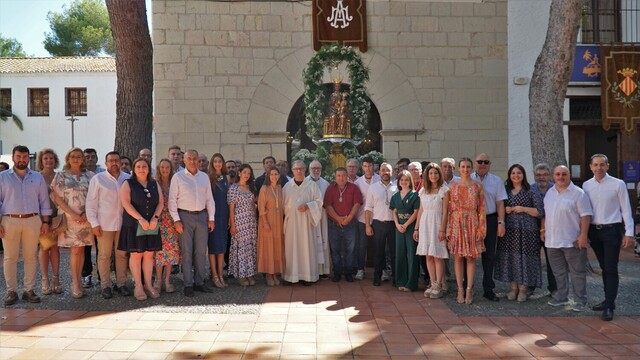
[338,185,347,203]
[269,186,280,213]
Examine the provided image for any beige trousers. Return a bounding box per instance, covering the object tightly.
[97,231,128,288]
[2,216,41,292]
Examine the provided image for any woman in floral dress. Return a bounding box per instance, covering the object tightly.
[51,147,94,299]
[228,164,258,286]
[447,157,486,305]
[154,159,180,293]
[495,164,544,302]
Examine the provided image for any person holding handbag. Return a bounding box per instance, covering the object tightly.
[118,158,163,300]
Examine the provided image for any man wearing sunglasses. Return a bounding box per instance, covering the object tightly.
[471,153,507,302]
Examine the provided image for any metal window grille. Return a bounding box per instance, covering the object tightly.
[581,0,640,43]
[28,88,49,117]
[66,88,87,116]
[0,89,11,113]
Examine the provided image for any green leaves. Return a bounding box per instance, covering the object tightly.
[43,0,114,56]
[0,35,27,57]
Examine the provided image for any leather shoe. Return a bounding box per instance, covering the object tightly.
[601,308,614,321]
[4,291,18,306]
[114,284,131,297]
[22,290,41,303]
[373,279,381,286]
[345,274,354,282]
[483,292,499,302]
[183,286,194,297]
[592,302,606,311]
[331,274,341,282]
[101,287,113,299]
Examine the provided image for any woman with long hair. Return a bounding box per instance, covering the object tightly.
[495,164,544,302]
[447,157,486,305]
[228,164,258,286]
[390,170,420,292]
[154,158,180,293]
[414,163,450,299]
[257,166,285,286]
[37,148,62,295]
[51,147,94,298]
[119,158,163,300]
[208,153,231,288]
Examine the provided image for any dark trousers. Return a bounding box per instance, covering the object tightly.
[589,223,623,310]
[82,236,97,278]
[328,221,357,275]
[356,222,370,271]
[481,213,498,293]
[373,220,395,282]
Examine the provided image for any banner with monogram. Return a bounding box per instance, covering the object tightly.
[600,44,640,135]
[312,0,367,52]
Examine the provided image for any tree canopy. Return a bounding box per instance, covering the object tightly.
[0,35,27,57]
[44,0,115,56]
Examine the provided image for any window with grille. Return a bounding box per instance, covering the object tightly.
[581,0,640,43]
[0,89,11,114]
[28,88,49,117]
[66,88,87,116]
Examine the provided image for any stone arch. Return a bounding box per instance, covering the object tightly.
[247,47,423,159]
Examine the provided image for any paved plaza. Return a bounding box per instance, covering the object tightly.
[1,248,639,359]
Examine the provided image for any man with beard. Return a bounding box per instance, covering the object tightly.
[256,156,288,192]
[282,160,323,285]
[225,160,237,183]
[307,160,331,278]
[0,145,52,305]
[86,151,131,299]
[364,163,397,286]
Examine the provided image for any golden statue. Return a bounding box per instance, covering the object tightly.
[322,77,351,139]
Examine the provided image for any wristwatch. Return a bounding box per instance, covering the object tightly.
[498,220,505,225]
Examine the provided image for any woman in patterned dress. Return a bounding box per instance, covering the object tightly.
[51,147,94,299]
[208,153,231,288]
[119,158,163,301]
[257,166,285,286]
[495,164,544,302]
[154,159,180,293]
[414,163,450,299]
[446,157,486,304]
[228,164,258,286]
[390,170,421,292]
[37,148,62,295]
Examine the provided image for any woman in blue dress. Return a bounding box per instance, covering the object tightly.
[208,153,231,288]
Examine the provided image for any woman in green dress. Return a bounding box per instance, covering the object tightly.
[390,170,421,291]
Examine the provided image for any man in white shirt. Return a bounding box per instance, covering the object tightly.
[583,154,635,321]
[354,156,380,280]
[365,163,397,286]
[346,158,360,183]
[307,160,331,278]
[440,157,460,187]
[471,153,507,302]
[139,148,155,176]
[86,151,131,299]
[542,165,592,312]
[168,149,216,297]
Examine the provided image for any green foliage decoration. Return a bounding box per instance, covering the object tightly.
[303,44,371,140]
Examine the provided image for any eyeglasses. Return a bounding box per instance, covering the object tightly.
[143,188,151,198]
[476,160,491,165]
[292,168,304,171]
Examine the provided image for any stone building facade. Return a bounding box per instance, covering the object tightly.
[152,0,508,173]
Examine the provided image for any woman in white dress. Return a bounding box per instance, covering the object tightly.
[414,163,450,299]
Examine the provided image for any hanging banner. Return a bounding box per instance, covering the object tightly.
[600,44,640,135]
[570,45,601,83]
[312,0,367,52]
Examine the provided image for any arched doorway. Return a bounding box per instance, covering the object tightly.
[286,83,382,165]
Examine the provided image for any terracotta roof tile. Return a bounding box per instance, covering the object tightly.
[0,57,116,73]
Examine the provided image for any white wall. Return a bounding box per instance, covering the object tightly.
[507,0,551,173]
[0,72,116,164]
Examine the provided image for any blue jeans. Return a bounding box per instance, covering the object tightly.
[589,223,623,309]
[328,220,357,275]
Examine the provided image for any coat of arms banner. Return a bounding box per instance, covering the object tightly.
[312,0,367,52]
[600,44,640,135]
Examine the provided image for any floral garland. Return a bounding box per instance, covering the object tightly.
[303,44,371,140]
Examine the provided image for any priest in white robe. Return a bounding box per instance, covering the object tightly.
[307,160,331,277]
[283,160,323,284]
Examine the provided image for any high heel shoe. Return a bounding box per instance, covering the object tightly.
[42,277,53,295]
[213,276,224,289]
[52,275,62,294]
[456,287,465,304]
[71,283,85,299]
[465,287,474,305]
[430,284,443,299]
[219,276,228,288]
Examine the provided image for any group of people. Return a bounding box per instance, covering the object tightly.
[0,146,634,321]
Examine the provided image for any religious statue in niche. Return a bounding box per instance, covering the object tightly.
[322,77,352,139]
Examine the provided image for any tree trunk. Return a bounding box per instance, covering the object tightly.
[529,0,582,168]
[105,0,153,161]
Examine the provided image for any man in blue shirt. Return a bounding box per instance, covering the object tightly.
[0,145,52,305]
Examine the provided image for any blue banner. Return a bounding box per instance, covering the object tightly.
[623,161,640,182]
[571,45,601,83]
